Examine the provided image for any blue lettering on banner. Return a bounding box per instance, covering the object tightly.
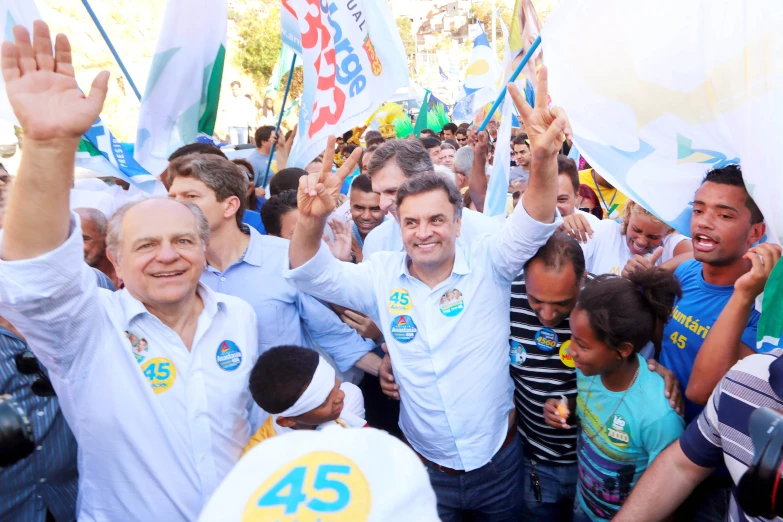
[534,328,558,352]
[327,4,367,97]
[390,315,418,343]
[216,340,243,371]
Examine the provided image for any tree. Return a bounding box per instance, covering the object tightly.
[396,17,416,57]
[469,1,513,60]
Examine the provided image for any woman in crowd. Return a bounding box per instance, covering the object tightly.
[566,200,692,276]
[544,269,685,522]
[578,184,604,220]
[232,158,262,212]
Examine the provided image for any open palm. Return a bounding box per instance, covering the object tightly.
[2,22,108,142]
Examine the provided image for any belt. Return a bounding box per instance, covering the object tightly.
[412,421,517,475]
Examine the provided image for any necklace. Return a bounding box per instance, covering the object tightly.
[581,363,640,445]
[592,170,617,216]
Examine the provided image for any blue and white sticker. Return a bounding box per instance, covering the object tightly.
[216,340,243,371]
[510,341,527,368]
[534,328,558,352]
[439,288,465,317]
[390,315,418,343]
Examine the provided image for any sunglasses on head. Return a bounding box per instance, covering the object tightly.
[15,351,55,397]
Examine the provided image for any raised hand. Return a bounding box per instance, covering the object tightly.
[622,246,663,278]
[324,217,353,261]
[735,243,783,301]
[507,66,572,160]
[2,21,109,142]
[297,135,361,218]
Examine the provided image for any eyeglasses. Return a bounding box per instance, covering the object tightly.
[15,351,55,397]
[457,137,467,142]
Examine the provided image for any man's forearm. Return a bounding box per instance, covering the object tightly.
[615,441,710,522]
[2,138,78,261]
[686,292,754,404]
[521,153,557,223]
[468,145,488,212]
[355,352,382,377]
[290,214,328,269]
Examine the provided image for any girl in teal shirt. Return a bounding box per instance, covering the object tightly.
[545,268,686,521]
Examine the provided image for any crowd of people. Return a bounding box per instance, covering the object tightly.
[1,21,782,522]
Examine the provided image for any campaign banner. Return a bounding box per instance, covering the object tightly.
[135,0,227,175]
[544,0,783,243]
[284,0,409,168]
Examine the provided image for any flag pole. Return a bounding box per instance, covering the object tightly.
[478,35,541,132]
[262,53,297,189]
[81,0,142,101]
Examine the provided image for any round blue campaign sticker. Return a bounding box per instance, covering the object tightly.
[510,341,527,368]
[216,340,243,371]
[439,288,465,317]
[534,328,558,352]
[390,315,418,343]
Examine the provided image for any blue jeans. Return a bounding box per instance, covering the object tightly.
[228,126,248,145]
[424,433,524,521]
[520,451,577,522]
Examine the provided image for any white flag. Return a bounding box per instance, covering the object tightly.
[284,0,410,168]
[135,0,227,174]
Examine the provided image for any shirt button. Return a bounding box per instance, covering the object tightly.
[200,454,206,461]
[220,277,226,282]
[36,410,44,417]
[39,478,46,483]
[36,446,42,451]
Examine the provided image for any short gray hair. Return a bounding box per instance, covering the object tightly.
[453,146,473,177]
[74,207,108,236]
[106,199,210,259]
[367,139,433,179]
[395,171,463,220]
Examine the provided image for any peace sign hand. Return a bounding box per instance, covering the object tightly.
[297,136,361,218]
[508,66,572,161]
[2,21,109,142]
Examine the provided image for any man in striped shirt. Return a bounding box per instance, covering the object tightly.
[511,232,683,520]
[615,349,783,522]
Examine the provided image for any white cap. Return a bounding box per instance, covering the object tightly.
[199,428,439,522]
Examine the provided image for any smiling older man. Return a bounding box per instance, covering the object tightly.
[0,22,259,521]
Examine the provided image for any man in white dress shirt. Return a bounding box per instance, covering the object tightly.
[286,68,571,520]
[0,23,260,521]
[362,139,501,258]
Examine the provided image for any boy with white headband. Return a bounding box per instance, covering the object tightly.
[244,345,367,452]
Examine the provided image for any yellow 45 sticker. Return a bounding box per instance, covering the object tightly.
[141,357,177,394]
[388,288,412,313]
[243,451,371,521]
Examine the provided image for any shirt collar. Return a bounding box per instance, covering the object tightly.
[397,242,472,278]
[241,226,267,267]
[119,282,227,323]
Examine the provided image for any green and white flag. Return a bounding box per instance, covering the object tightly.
[264,45,296,99]
[757,262,783,352]
[134,0,227,174]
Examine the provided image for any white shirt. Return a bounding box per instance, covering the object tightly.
[581,219,689,276]
[362,207,500,258]
[0,214,260,522]
[286,203,560,471]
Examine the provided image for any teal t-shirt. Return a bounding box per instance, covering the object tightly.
[575,354,685,521]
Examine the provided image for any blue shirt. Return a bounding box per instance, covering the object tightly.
[660,259,763,422]
[242,209,266,234]
[0,327,78,522]
[575,354,685,521]
[286,201,560,471]
[247,150,273,188]
[200,228,375,372]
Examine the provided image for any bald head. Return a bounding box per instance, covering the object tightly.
[107,198,210,260]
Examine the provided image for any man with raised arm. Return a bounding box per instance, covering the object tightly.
[0,22,259,521]
[285,69,570,520]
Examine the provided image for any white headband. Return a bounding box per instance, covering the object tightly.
[279,356,336,418]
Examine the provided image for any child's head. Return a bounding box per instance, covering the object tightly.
[249,345,345,429]
[569,268,681,376]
